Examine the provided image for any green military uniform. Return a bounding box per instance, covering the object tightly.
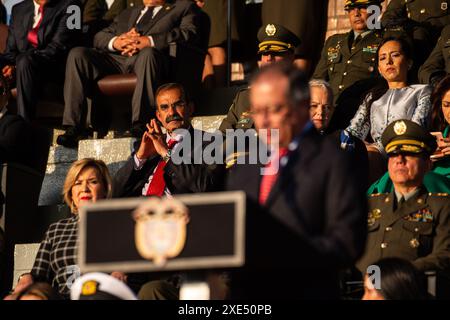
[357,189,450,273]
[382,0,450,41]
[218,23,300,132]
[312,0,384,131]
[357,119,450,274]
[312,30,382,104]
[219,87,253,132]
[419,25,450,84]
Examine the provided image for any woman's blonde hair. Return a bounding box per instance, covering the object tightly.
[63,158,112,213]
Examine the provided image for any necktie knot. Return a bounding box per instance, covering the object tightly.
[167,139,177,149]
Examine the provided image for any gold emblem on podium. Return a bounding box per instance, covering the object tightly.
[133,197,190,266]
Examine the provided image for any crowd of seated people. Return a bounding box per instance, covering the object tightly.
[1,0,450,301]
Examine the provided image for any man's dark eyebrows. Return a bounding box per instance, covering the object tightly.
[159,103,169,108]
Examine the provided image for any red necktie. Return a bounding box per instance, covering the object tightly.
[27,5,44,48]
[259,147,288,205]
[146,139,177,197]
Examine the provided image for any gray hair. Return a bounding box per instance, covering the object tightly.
[309,79,334,106]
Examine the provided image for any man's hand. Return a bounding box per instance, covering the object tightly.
[2,65,15,80]
[135,119,169,160]
[121,36,152,57]
[113,28,141,52]
[146,119,170,158]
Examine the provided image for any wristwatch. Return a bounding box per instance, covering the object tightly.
[162,149,172,162]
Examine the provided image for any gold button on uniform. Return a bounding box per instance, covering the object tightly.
[410,238,420,248]
[385,227,392,232]
[339,85,344,90]
[343,72,347,76]
[381,243,388,249]
[347,60,352,64]
[420,8,426,14]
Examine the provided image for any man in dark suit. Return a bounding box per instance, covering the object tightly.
[226,63,367,299]
[57,0,203,148]
[82,0,127,45]
[0,0,80,121]
[113,82,222,198]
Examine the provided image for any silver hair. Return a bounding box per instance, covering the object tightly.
[309,79,334,106]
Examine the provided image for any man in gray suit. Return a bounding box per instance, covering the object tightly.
[57,0,202,148]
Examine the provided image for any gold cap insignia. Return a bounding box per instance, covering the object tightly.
[265,24,277,37]
[81,280,99,296]
[133,197,190,266]
[442,2,448,10]
[394,120,407,135]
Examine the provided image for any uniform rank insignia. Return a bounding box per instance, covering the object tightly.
[237,112,252,124]
[327,47,339,61]
[363,45,378,54]
[368,208,381,226]
[403,209,434,223]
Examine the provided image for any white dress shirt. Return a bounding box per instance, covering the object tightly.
[105,0,115,9]
[32,1,43,28]
[107,5,162,51]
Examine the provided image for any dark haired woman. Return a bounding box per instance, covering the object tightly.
[345,37,432,154]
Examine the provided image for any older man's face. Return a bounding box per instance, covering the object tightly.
[347,6,370,32]
[388,153,430,188]
[156,88,191,133]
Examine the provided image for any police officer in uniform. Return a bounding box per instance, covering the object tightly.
[219,23,300,132]
[382,0,450,45]
[312,0,384,131]
[419,24,450,85]
[357,119,450,275]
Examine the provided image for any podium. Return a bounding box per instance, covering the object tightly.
[77,191,246,299]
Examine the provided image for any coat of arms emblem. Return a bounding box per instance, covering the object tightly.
[133,197,190,266]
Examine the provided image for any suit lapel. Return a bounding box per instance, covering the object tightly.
[129,6,144,30]
[341,31,352,58]
[22,0,34,33]
[38,4,57,48]
[140,3,174,34]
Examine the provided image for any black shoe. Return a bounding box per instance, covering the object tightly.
[56,126,87,148]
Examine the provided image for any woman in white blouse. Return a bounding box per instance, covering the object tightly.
[345,36,432,155]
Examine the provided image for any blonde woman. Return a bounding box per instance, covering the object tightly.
[24,159,112,299]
